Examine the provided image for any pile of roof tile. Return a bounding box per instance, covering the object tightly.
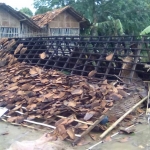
[0,59,130,138]
[0,38,141,142]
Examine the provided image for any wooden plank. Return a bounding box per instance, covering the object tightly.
[129,38,143,82]
[72,115,105,146]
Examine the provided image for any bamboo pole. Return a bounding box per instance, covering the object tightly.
[87,124,137,150]
[146,83,150,116]
[100,96,148,139]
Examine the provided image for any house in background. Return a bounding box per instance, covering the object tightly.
[0,3,40,37]
[32,6,89,36]
[0,4,89,37]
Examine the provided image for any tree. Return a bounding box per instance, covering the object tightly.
[33,0,75,10]
[34,0,75,14]
[75,0,150,35]
[19,7,33,17]
[35,6,51,15]
[96,18,124,36]
[96,0,150,35]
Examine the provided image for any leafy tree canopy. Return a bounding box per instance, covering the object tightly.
[35,6,51,15]
[19,7,33,17]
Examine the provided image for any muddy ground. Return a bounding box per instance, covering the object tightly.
[0,115,150,150]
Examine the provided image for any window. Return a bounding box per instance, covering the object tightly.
[0,27,19,37]
[50,28,79,36]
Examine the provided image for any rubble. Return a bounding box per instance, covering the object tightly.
[0,37,148,145]
[0,61,128,133]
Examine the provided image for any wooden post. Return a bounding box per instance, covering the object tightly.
[129,37,143,82]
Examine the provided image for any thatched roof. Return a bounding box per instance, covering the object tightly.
[0,3,40,30]
[32,6,90,28]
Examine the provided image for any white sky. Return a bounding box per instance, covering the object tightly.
[0,0,36,13]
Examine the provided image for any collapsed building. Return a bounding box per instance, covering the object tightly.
[0,3,150,147]
[0,36,149,145]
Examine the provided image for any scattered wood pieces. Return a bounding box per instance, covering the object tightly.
[67,128,75,140]
[88,70,97,77]
[14,44,23,54]
[120,127,135,134]
[20,47,27,54]
[89,133,97,141]
[39,52,46,59]
[106,53,114,61]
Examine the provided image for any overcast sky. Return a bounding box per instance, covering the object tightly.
[0,0,36,13]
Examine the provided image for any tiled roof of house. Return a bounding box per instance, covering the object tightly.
[31,6,89,28]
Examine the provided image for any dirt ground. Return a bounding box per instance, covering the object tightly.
[0,116,150,150]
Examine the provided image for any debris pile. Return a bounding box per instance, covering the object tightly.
[0,62,126,119]
[0,38,147,143]
[0,62,146,142]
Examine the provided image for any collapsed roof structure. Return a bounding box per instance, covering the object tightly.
[0,36,149,145]
[0,2,149,148]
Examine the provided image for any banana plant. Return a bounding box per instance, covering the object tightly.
[95,19,124,36]
[140,26,150,36]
